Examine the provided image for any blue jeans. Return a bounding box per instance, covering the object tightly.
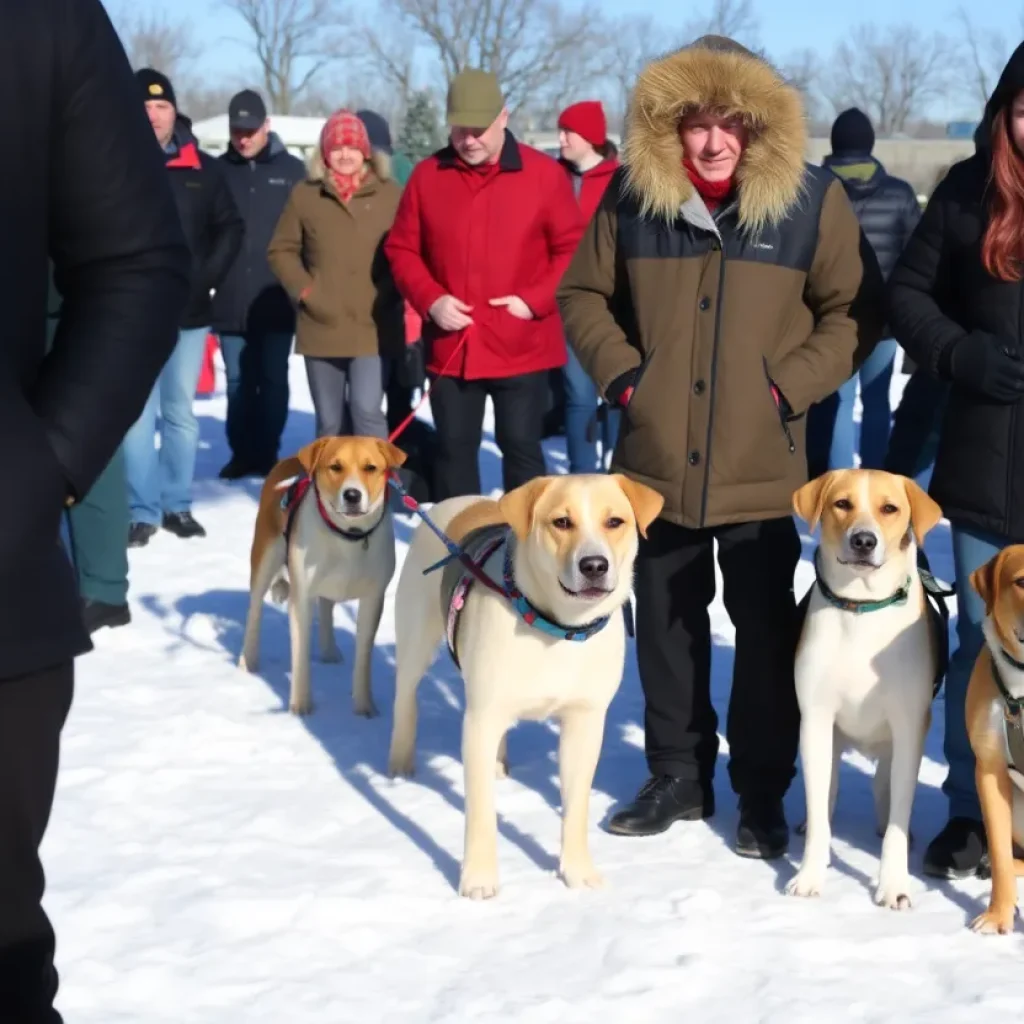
[123,326,208,524]
[563,346,620,473]
[943,524,1006,820]
[806,338,899,478]
[220,331,293,467]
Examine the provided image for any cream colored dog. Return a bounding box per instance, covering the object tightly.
[788,469,943,909]
[387,473,663,900]
[239,435,406,717]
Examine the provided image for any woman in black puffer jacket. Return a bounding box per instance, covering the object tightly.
[888,42,1024,881]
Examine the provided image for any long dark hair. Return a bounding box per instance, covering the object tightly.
[596,139,618,160]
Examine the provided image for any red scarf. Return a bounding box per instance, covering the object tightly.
[683,159,734,212]
[320,109,371,204]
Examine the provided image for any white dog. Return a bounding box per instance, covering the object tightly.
[239,435,407,717]
[788,469,944,909]
[387,473,663,900]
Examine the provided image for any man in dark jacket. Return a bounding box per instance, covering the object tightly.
[0,2,190,1016]
[212,89,305,479]
[806,108,922,477]
[124,70,244,545]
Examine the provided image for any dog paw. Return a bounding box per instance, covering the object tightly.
[875,883,912,911]
[289,696,314,716]
[353,697,379,718]
[971,906,1017,935]
[459,867,499,900]
[560,858,606,890]
[320,644,343,664]
[786,870,825,898]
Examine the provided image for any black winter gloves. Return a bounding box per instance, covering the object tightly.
[941,332,1024,403]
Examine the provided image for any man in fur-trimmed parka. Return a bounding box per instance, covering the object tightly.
[557,35,884,859]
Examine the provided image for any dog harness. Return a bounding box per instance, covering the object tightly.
[798,553,953,698]
[435,524,613,671]
[280,476,384,548]
[991,649,1024,782]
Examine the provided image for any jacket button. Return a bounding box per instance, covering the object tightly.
[693,379,706,395]
[699,296,711,311]
[688,451,701,466]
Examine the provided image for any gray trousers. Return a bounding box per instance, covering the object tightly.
[304,355,387,439]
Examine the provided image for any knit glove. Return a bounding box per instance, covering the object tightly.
[941,332,1024,403]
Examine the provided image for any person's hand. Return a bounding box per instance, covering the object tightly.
[489,295,533,320]
[945,333,1024,403]
[429,295,473,331]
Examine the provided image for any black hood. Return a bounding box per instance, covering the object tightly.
[822,153,886,198]
[976,40,1024,153]
[173,113,197,147]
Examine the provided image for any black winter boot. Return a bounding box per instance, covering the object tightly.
[736,796,789,859]
[606,776,714,836]
[922,817,987,879]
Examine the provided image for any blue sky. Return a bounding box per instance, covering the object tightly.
[115,0,1020,118]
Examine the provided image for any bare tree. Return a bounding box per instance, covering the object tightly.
[953,7,1024,111]
[825,24,953,136]
[358,20,421,114]
[604,15,667,131]
[223,0,353,114]
[361,0,611,117]
[113,8,202,80]
[684,0,759,46]
[780,47,822,124]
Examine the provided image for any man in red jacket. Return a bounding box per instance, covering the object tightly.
[556,100,620,472]
[384,69,584,498]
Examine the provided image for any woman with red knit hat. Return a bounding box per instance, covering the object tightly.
[268,109,403,440]
[556,99,620,472]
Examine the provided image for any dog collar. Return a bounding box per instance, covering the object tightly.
[993,647,1024,721]
[500,542,611,643]
[813,552,911,614]
[281,476,385,549]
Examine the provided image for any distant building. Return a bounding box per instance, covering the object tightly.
[946,121,979,140]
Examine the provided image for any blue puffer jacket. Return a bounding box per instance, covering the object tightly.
[823,153,921,282]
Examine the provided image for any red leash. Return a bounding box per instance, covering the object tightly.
[387,326,471,444]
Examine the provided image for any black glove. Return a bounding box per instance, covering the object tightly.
[605,369,637,407]
[942,333,1024,403]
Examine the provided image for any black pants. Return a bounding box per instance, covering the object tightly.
[0,662,73,1023]
[428,372,548,498]
[883,369,949,479]
[634,517,801,800]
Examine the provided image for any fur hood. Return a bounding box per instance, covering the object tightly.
[622,35,806,230]
[305,148,393,185]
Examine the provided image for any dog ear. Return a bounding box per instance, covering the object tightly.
[611,474,664,539]
[498,477,552,541]
[375,440,407,469]
[792,473,832,531]
[903,478,943,546]
[296,438,330,474]
[970,551,1005,614]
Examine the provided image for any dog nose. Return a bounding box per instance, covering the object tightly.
[578,555,609,580]
[342,488,362,505]
[850,530,877,553]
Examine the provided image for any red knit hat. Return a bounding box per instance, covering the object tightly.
[320,109,371,164]
[558,101,607,147]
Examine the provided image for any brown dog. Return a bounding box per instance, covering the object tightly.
[966,544,1024,934]
[239,436,406,717]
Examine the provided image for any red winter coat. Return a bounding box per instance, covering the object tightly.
[561,157,619,223]
[383,133,584,380]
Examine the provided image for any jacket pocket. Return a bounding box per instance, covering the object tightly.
[621,356,650,412]
[763,357,796,454]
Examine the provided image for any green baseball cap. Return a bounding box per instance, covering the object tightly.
[446,69,504,129]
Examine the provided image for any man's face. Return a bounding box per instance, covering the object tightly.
[230,121,271,160]
[678,111,748,182]
[558,128,592,165]
[144,99,177,147]
[449,110,509,166]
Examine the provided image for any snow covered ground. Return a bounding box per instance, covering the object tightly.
[46,358,1024,1023]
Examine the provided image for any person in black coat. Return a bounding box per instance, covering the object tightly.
[888,41,1024,880]
[212,90,306,479]
[806,108,922,477]
[123,70,244,547]
[0,2,190,1017]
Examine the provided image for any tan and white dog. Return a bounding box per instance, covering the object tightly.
[788,469,944,909]
[387,473,663,900]
[965,545,1024,935]
[239,436,407,717]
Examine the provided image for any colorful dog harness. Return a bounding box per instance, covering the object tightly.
[436,524,612,671]
[280,476,384,548]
